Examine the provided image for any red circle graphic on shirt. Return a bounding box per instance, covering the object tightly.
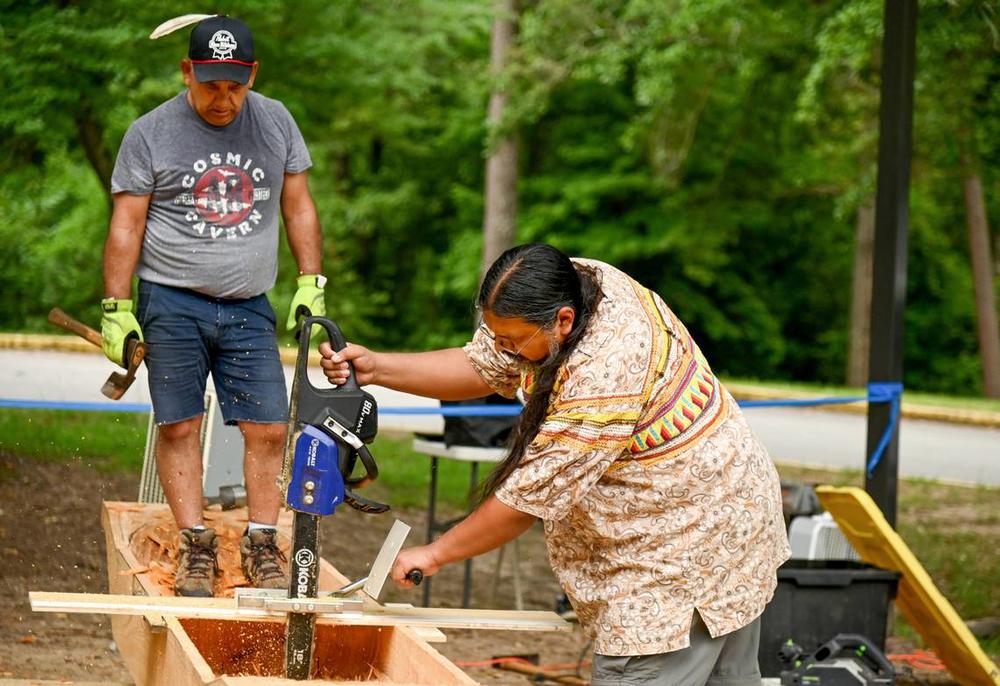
[192,166,254,226]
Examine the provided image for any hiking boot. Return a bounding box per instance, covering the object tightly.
[241,528,288,589]
[175,528,219,597]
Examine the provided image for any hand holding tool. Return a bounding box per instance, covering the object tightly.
[330,520,420,601]
[286,274,327,332]
[281,315,388,680]
[47,308,146,400]
[99,298,144,368]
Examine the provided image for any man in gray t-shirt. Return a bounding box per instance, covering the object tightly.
[101,15,327,597]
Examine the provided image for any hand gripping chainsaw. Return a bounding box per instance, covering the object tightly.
[280,316,389,679]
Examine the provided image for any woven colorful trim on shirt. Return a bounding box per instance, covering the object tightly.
[520,366,570,404]
[534,406,642,452]
[620,340,729,468]
[521,369,536,398]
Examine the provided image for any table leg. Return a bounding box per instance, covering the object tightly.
[461,462,480,608]
[422,456,439,608]
[491,543,506,607]
[512,537,523,610]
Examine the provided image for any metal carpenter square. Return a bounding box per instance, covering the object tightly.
[362,520,411,601]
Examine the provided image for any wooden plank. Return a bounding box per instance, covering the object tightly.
[384,603,447,642]
[409,626,447,643]
[102,504,173,686]
[162,615,218,686]
[345,605,569,632]
[380,623,473,685]
[30,591,570,632]
[101,504,145,596]
[817,486,1000,686]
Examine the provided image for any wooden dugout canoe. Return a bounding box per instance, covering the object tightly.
[101,501,477,686]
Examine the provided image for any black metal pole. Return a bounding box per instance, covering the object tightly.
[865,0,918,528]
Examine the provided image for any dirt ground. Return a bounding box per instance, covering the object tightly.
[0,450,974,686]
[0,450,591,685]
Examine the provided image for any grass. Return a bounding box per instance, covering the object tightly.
[0,408,481,509]
[360,430,488,510]
[1,408,997,660]
[0,408,148,472]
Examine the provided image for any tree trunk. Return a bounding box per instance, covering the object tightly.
[961,154,1000,397]
[75,96,114,210]
[334,152,351,188]
[847,198,875,386]
[480,0,519,283]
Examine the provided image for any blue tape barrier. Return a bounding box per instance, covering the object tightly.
[865,382,904,475]
[0,384,904,474]
[738,395,866,408]
[0,398,152,413]
[0,395,891,415]
[381,406,523,416]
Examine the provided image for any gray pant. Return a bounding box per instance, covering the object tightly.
[591,613,762,686]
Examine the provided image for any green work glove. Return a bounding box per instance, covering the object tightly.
[286,274,327,331]
[100,298,143,368]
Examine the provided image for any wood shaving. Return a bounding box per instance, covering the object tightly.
[127,507,289,598]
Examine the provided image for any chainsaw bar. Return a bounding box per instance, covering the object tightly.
[285,512,320,679]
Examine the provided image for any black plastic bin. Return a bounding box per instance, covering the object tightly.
[758,559,900,677]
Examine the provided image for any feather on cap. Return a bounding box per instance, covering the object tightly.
[149,14,216,40]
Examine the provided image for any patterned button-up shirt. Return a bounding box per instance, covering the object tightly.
[464,259,790,656]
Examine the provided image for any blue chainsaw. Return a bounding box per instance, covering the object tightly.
[280,316,389,679]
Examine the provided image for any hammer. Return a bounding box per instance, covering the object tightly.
[47,307,146,400]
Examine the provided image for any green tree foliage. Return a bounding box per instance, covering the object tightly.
[0,0,996,395]
[795,0,999,393]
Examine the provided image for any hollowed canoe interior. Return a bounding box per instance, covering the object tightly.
[180,618,428,682]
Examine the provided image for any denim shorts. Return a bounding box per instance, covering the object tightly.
[591,613,761,686]
[137,280,288,426]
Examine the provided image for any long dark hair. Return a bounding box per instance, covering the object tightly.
[477,244,603,500]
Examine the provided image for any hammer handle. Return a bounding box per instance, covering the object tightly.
[48,308,103,349]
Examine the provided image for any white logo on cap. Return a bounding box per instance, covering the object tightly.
[208,30,238,60]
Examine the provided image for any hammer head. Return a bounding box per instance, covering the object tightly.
[101,338,146,400]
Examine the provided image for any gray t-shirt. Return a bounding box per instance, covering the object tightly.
[111,91,312,298]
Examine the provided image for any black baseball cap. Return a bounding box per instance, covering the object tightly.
[188,16,255,84]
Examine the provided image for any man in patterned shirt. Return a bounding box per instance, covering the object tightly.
[320,243,790,686]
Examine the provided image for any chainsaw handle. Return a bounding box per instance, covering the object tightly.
[344,488,390,514]
[296,316,359,392]
[814,634,895,677]
[343,444,379,489]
